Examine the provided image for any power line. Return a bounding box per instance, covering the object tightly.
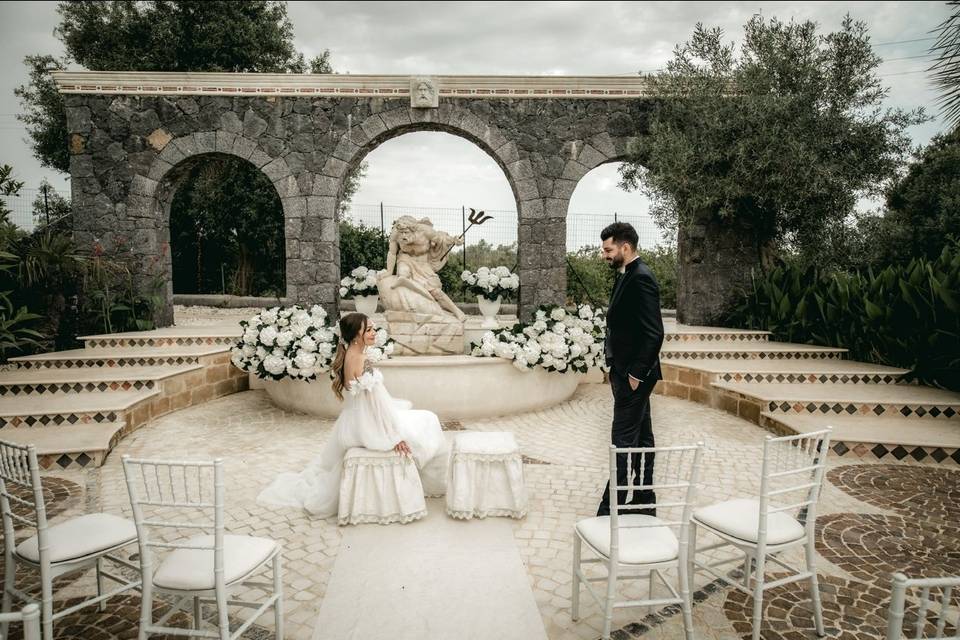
[872,36,937,46]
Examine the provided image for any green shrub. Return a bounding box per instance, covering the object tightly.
[566,245,678,309]
[726,241,960,390]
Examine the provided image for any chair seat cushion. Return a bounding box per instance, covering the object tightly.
[693,498,805,545]
[453,432,519,456]
[575,515,679,564]
[152,535,277,591]
[15,513,137,564]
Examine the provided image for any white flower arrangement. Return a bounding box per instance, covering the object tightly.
[470,304,608,374]
[461,266,520,301]
[339,266,379,300]
[231,304,396,381]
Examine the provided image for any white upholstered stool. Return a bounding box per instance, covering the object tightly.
[338,448,427,526]
[446,431,527,520]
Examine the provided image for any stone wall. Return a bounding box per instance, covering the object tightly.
[64,93,656,324]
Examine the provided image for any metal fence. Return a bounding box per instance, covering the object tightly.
[2,190,669,252]
[0,186,70,232]
[342,202,667,252]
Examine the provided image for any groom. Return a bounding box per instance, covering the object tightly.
[597,222,665,517]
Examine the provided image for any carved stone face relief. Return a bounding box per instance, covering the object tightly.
[410,76,438,108]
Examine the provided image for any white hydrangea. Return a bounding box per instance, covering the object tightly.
[259,326,278,346]
[263,355,286,375]
[294,351,317,370]
[550,308,566,321]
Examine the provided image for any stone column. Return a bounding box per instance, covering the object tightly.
[517,198,567,320]
[676,212,763,326]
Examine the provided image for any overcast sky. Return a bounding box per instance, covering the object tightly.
[0,1,953,245]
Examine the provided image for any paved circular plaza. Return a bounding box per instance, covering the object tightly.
[5,381,955,639]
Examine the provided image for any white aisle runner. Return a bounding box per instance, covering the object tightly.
[311,498,548,640]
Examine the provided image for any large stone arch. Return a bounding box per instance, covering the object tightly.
[58,73,660,324]
[322,104,541,307]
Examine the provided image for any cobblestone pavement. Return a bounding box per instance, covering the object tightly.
[4,382,955,639]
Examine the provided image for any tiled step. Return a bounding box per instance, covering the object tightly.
[0,364,203,395]
[80,325,241,349]
[9,345,228,369]
[0,389,159,428]
[662,359,910,384]
[714,382,960,419]
[760,412,960,465]
[660,341,846,361]
[663,330,771,343]
[0,422,125,468]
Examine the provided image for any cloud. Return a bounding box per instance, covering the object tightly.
[0,0,952,225]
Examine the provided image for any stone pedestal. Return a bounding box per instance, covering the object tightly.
[385,310,464,356]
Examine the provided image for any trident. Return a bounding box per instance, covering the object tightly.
[439,208,493,260]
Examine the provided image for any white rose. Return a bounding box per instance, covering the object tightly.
[579,306,593,319]
[383,343,395,356]
[481,342,496,356]
[550,308,566,321]
[318,341,334,358]
[533,321,548,333]
[276,331,294,347]
[299,336,317,352]
[367,347,384,361]
[513,358,528,371]
[494,266,510,277]
[339,287,348,297]
[570,344,584,358]
[374,329,388,347]
[286,364,301,377]
[242,345,256,358]
[535,310,547,321]
[263,355,286,375]
[351,266,369,278]
[556,359,568,371]
[259,326,278,345]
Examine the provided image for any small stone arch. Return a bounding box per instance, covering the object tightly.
[130,131,300,324]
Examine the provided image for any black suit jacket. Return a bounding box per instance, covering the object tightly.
[605,257,664,382]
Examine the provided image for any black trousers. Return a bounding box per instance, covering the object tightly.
[596,369,657,517]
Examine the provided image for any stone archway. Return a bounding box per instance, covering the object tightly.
[57,72,658,324]
[119,132,300,325]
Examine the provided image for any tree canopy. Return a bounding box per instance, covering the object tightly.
[620,15,926,263]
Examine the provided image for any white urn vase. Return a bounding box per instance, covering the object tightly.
[477,295,502,329]
[354,294,379,316]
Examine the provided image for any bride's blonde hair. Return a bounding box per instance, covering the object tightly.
[331,312,369,401]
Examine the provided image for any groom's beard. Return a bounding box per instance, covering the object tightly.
[606,254,624,270]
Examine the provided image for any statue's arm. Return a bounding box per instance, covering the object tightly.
[429,232,463,270]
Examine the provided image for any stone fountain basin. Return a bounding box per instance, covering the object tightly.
[255,356,585,421]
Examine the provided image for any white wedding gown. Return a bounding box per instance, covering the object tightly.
[257,364,447,517]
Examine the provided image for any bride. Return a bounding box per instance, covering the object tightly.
[257,312,447,516]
